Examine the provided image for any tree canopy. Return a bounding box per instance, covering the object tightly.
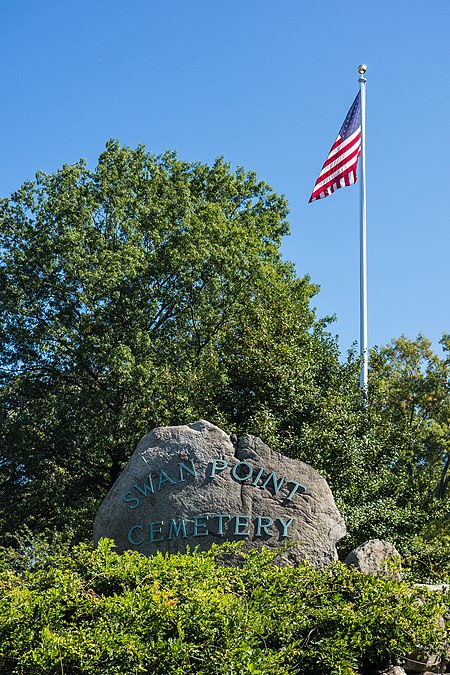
[1,141,449,566]
[0,141,340,542]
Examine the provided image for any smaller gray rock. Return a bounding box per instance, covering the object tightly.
[400,653,442,672]
[378,667,407,675]
[344,539,401,579]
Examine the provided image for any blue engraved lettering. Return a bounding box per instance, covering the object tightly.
[233,515,250,536]
[127,524,144,546]
[210,458,228,478]
[123,492,140,510]
[211,514,231,535]
[255,516,273,537]
[260,470,285,494]
[286,480,307,501]
[231,461,253,482]
[251,466,265,486]
[193,515,209,537]
[157,470,175,491]
[134,475,154,497]
[277,517,295,537]
[168,518,187,539]
[178,459,197,482]
[149,520,164,543]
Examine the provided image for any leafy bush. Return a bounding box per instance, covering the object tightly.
[0,540,448,675]
[401,527,450,583]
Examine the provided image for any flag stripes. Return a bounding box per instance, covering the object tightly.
[309,92,361,203]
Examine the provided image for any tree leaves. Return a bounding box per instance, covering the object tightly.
[0,141,332,542]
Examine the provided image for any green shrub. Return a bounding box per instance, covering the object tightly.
[0,540,448,675]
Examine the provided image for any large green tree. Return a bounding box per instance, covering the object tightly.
[0,141,340,542]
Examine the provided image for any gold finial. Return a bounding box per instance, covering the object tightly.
[358,64,367,74]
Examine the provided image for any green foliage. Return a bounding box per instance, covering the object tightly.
[369,334,450,503]
[1,143,450,674]
[0,540,448,675]
[302,334,450,557]
[401,523,450,583]
[355,334,450,555]
[1,139,449,576]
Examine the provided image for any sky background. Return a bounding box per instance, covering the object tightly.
[1,1,448,358]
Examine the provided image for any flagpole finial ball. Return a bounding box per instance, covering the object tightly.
[358,64,367,74]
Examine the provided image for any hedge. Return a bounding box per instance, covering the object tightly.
[0,540,448,675]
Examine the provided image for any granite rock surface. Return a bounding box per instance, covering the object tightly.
[94,420,346,567]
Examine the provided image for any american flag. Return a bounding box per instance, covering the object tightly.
[309,92,361,203]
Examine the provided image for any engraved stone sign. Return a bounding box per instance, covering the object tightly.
[94,420,346,567]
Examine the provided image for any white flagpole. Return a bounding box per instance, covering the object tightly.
[358,64,368,394]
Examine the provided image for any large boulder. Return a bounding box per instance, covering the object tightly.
[94,420,346,567]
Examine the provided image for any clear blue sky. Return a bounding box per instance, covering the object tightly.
[1,1,449,357]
